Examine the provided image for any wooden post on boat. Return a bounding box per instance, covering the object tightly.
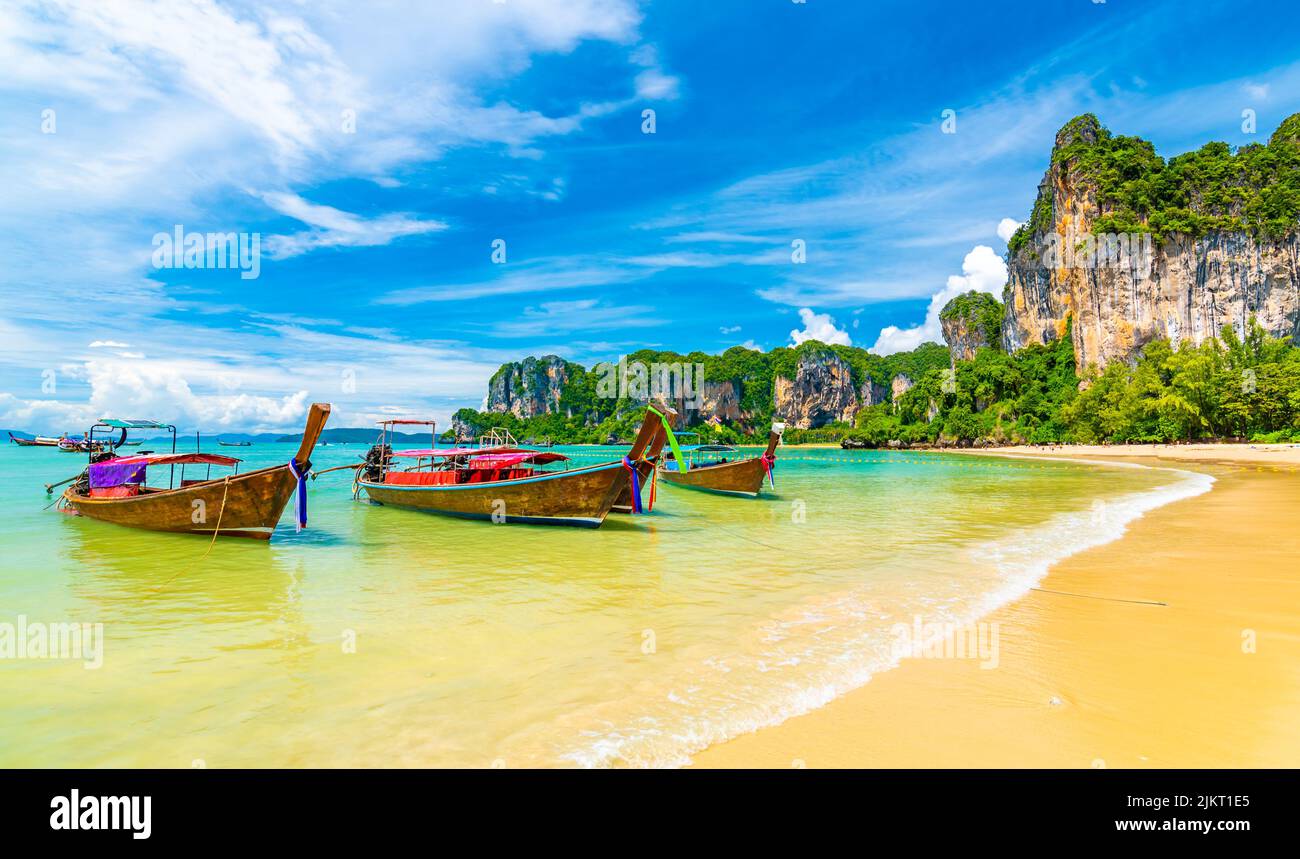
[765,421,785,457]
[629,401,677,461]
[45,472,84,494]
[294,403,332,469]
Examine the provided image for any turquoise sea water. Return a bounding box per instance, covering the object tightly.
[0,442,1208,767]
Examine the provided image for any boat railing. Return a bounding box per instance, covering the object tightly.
[478,427,519,449]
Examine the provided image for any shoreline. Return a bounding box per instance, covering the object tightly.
[691,449,1300,768]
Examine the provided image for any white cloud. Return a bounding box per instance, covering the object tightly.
[261,191,447,258]
[89,340,131,349]
[487,299,665,338]
[0,359,311,433]
[790,308,852,347]
[997,217,1022,243]
[871,244,1006,356]
[719,325,741,334]
[630,43,680,100]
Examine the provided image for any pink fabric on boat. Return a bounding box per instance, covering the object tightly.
[108,453,241,467]
[391,446,537,459]
[467,451,566,469]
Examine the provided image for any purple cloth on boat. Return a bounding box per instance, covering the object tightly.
[89,460,147,489]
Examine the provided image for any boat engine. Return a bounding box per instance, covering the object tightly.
[362,444,391,482]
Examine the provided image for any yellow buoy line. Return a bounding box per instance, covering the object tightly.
[551,449,1298,473]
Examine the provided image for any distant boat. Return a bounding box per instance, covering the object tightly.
[218,440,253,447]
[658,423,784,498]
[8,432,60,447]
[58,437,112,453]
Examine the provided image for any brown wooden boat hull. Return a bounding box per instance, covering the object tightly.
[657,455,771,497]
[359,461,628,527]
[62,464,300,539]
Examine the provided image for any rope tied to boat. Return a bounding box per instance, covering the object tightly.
[150,475,230,596]
[288,459,308,531]
[760,452,776,488]
[621,456,642,514]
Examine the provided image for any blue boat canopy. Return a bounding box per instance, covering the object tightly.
[96,419,170,429]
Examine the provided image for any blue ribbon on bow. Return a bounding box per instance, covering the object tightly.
[621,456,642,514]
[288,459,308,531]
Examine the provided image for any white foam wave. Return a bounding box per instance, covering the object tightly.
[556,460,1215,768]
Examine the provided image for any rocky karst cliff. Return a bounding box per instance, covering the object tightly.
[475,345,939,432]
[485,355,576,419]
[939,291,1004,362]
[1003,113,1300,369]
[771,345,858,428]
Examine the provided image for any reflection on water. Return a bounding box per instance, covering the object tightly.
[0,444,1186,767]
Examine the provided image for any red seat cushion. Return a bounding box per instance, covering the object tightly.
[89,485,140,498]
[384,471,457,486]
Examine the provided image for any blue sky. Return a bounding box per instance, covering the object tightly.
[2,0,1299,433]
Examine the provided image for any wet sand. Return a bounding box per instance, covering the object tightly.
[693,454,1300,768]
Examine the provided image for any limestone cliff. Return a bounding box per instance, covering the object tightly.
[1003,113,1300,369]
[476,344,947,432]
[771,345,858,429]
[485,355,575,418]
[939,291,1004,362]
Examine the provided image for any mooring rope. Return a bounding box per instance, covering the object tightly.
[1030,586,1166,606]
[149,475,231,595]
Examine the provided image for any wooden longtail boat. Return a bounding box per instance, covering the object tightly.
[60,403,331,540]
[356,409,666,528]
[8,432,60,447]
[657,422,785,497]
[58,437,112,453]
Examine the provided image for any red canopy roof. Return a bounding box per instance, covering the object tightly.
[109,453,241,467]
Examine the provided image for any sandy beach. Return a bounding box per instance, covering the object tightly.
[694,445,1300,768]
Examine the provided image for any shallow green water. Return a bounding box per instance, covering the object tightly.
[0,442,1206,767]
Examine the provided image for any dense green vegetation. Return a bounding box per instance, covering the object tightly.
[847,324,1079,446]
[938,290,1005,350]
[1062,320,1300,443]
[1007,112,1300,256]
[842,318,1300,447]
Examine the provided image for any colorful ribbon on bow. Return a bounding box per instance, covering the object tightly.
[646,404,687,475]
[288,459,308,531]
[621,456,642,514]
[760,452,776,489]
